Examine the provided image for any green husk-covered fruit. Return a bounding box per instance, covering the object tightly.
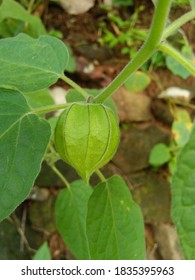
[54,103,120,182]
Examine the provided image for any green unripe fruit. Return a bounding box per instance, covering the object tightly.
[54,103,120,182]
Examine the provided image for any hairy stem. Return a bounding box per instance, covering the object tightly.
[96,169,106,182]
[162,10,195,39]
[170,100,195,111]
[159,43,195,76]
[32,103,70,114]
[60,74,89,99]
[49,163,70,189]
[94,0,172,103]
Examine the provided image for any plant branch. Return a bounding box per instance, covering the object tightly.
[159,43,195,76]
[93,0,172,103]
[32,103,70,114]
[49,162,71,189]
[96,169,106,182]
[162,10,195,40]
[170,100,195,111]
[60,73,89,99]
[27,0,35,12]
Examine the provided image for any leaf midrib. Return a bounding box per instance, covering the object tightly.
[0,57,61,77]
[0,112,33,140]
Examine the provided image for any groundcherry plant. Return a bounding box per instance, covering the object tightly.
[0,0,195,260]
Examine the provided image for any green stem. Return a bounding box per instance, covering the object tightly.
[94,0,172,103]
[169,99,195,110]
[27,0,35,12]
[32,103,70,114]
[162,10,195,40]
[159,43,195,76]
[49,163,70,189]
[96,169,106,182]
[47,144,71,189]
[60,74,89,99]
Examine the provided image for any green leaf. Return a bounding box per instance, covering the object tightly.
[0,87,51,222]
[66,89,118,117]
[55,180,93,260]
[172,121,192,147]
[124,71,151,92]
[33,242,51,260]
[86,176,146,260]
[166,56,191,79]
[168,156,177,176]
[149,143,171,167]
[65,45,76,73]
[0,33,69,92]
[175,109,191,123]
[23,89,54,109]
[48,117,58,136]
[189,0,195,10]
[112,0,133,6]
[172,108,192,147]
[0,0,46,37]
[172,123,195,259]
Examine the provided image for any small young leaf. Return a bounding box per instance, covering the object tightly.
[0,87,51,222]
[86,176,146,260]
[166,56,191,79]
[175,109,191,123]
[55,180,93,260]
[149,143,171,167]
[0,33,69,92]
[172,123,195,259]
[172,109,192,147]
[65,45,76,73]
[112,0,133,6]
[0,0,46,37]
[124,71,151,92]
[172,121,192,147]
[33,242,51,260]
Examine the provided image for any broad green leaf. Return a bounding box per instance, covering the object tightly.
[86,176,146,260]
[171,123,195,259]
[166,56,191,79]
[0,33,69,92]
[0,0,46,38]
[23,89,54,109]
[33,242,51,260]
[66,89,118,117]
[55,180,92,260]
[124,71,151,92]
[149,143,171,167]
[0,87,51,222]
